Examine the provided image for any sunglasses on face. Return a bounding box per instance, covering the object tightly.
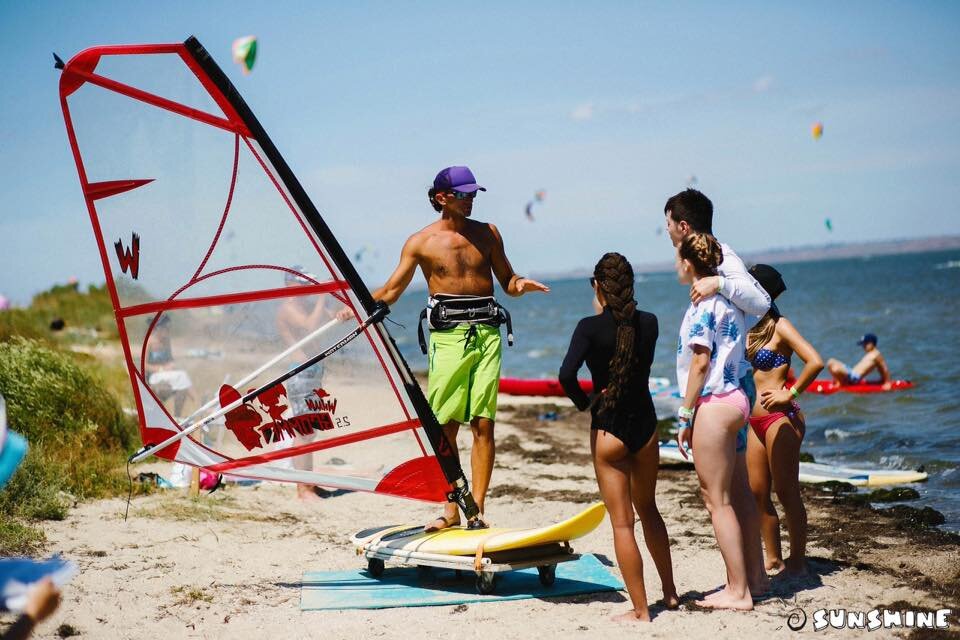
[589,277,596,287]
[448,190,477,200]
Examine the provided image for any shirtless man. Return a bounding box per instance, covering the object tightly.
[277,269,334,501]
[827,333,892,389]
[372,166,549,530]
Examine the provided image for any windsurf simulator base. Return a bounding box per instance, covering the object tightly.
[351,503,606,595]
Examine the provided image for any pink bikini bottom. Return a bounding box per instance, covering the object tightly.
[696,388,750,422]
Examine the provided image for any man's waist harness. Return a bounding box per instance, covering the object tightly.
[417,294,514,354]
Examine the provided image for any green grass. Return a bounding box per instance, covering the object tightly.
[0,519,47,555]
[0,283,117,345]
[0,335,143,554]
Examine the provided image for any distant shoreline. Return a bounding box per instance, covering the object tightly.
[531,234,960,281]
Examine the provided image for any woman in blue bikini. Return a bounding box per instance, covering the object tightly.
[745,264,823,575]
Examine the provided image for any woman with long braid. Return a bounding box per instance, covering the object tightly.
[560,252,679,623]
[674,233,754,611]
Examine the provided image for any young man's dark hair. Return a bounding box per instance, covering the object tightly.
[664,188,713,234]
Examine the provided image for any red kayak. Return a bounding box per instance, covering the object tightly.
[499,378,593,397]
[788,378,914,395]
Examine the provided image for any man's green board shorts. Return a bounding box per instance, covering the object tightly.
[427,324,502,425]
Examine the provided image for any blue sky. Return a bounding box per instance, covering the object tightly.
[1,1,959,305]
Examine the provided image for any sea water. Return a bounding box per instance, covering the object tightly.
[389,249,960,530]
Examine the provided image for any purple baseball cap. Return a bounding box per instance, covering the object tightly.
[433,166,487,194]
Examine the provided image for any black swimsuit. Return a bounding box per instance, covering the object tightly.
[559,308,659,453]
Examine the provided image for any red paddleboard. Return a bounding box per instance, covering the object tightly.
[788,378,914,395]
[499,378,594,397]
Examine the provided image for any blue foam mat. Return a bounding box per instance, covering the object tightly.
[300,554,624,610]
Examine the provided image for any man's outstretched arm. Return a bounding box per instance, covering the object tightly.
[488,223,550,296]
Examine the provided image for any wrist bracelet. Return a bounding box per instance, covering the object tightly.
[790,387,801,400]
[678,406,694,420]
[716,275,726,294]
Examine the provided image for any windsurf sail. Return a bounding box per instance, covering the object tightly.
[57,37,477,516]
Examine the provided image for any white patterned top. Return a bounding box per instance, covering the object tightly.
[676,294,747,397]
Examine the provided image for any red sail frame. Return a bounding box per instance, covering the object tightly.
[57,37,472,509]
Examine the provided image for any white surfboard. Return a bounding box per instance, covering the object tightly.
[658,440,927,487]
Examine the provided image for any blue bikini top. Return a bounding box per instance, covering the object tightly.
[752,348,790,372]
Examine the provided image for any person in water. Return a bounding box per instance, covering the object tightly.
[276,268,334,501]
[826,333,892,390]
[369,166,549,530]
[674,233,756,610]
[744,264,823,575]
[663,189,769,598]
[559,253,679,623]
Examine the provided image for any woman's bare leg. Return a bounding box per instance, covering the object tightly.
[631,434,679,608]
[747,425,784,572]
[766,417,808,575]
[692,403,753,611]
[591,430,651,622]
[731,451,769,593]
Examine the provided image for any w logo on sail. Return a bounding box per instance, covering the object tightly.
[115,233,140,279]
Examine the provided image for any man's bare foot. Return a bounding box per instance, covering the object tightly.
[297,484,325,502]
[765,557,786,572]
[424,515,460,532]
[662,591,681,610]
[611,608,650,623]
[695,587,753,611]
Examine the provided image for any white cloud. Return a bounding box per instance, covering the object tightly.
[570,103,595,121]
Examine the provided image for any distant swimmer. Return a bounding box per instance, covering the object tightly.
[826,333,892,390]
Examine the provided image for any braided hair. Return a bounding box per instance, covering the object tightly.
[678,232,723,277]
[593,252,638,415]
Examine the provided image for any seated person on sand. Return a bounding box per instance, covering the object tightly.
[145,315,193,417]
[826,333,892,390]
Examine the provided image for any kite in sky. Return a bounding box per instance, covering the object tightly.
[811,121,824,140]
[524,190,546,221]
[232,36,258,74]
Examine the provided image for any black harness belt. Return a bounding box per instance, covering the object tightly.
[417,294,514,354]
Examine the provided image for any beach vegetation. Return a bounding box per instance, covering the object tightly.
[170,585,214,605]
[0,282,116,345]
[0,330,142,553]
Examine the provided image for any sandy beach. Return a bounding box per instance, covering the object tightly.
[6,396,958,639]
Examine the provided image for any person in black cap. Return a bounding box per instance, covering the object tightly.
[826,332,892,389]
[366,166,549,531]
